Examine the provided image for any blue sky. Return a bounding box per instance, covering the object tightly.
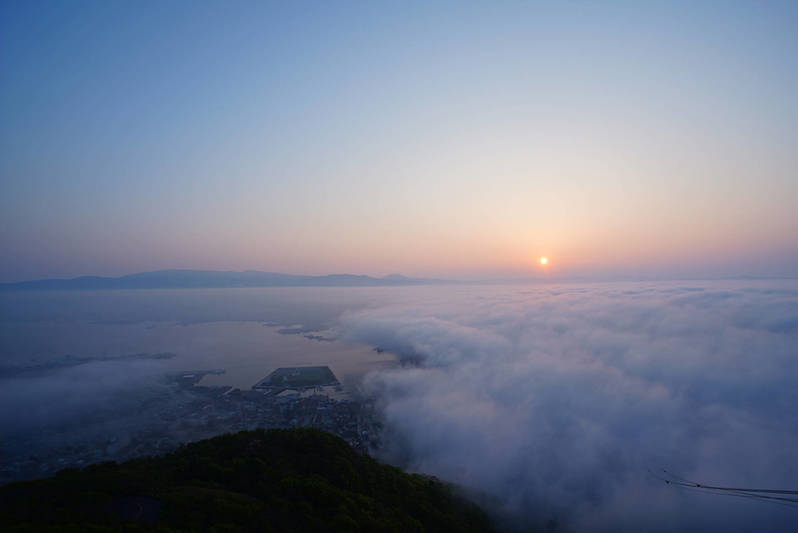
[2,1,797,281]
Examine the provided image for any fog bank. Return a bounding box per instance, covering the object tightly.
[343,281,798,531]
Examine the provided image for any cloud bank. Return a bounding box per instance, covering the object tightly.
[342,282,798,532]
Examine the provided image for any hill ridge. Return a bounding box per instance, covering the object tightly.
[0,269,453,291]
[0,428,493,532]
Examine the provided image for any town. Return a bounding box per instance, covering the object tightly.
[0,366,381,484]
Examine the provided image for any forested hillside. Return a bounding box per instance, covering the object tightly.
[0,428,494,532]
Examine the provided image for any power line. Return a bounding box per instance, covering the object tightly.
[649,469,798,509]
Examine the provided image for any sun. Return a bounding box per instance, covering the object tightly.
[539,257,548,265]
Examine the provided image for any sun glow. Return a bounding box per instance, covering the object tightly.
[540,257,548,265]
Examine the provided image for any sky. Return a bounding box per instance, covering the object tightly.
[1,0,797,282]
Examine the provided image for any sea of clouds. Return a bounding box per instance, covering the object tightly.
[341,281,798,532]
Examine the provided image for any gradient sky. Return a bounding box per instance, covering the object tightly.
[1,1,796,282]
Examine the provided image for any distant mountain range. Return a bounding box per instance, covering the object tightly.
[0,269,452,291]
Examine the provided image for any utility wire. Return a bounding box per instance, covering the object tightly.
[649,469,798,509]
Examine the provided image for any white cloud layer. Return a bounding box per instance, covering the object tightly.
[342,281,798,532]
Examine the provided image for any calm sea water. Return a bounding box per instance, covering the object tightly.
[0,286,403,389]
